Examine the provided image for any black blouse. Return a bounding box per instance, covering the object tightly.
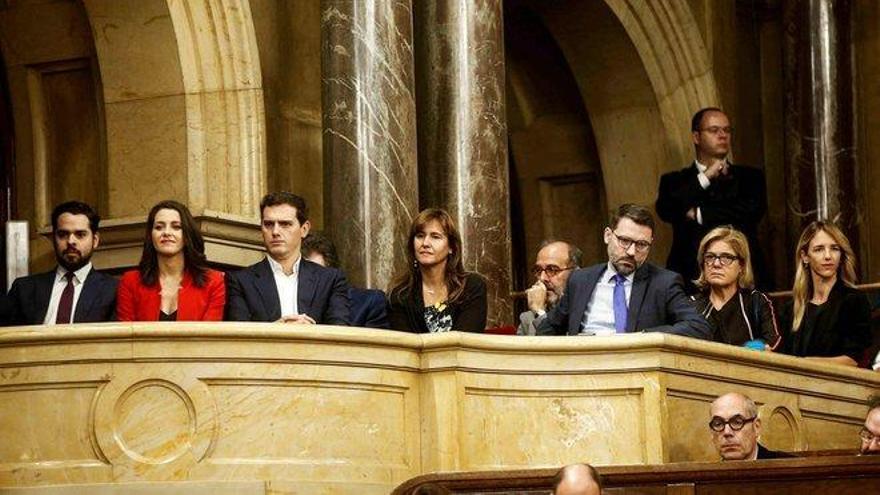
[690,289,781,348]
[779,281,871,363]
[387,273,487,333]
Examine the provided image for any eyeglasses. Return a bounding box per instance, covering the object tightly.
[532,265,575,278]
[700,126,733,135]
[703,253,741,266]
[859,427,880,443]
[611,231,652,252]
[709,415,756,432]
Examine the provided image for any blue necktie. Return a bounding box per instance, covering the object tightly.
[613,274,627,333]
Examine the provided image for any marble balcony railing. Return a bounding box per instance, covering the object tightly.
[0,324,877,494]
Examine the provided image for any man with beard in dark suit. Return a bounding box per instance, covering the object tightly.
[225,192,350,325]
[2,201,117,325]
[656,108,768,291]
[535,204,710,339]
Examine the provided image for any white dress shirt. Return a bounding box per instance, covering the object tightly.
[43,263,93,324]
[581,263,634,332]
[268,256,302,318]
[694,160,729,225]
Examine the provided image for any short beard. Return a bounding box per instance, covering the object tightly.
[612,259,637,276]
[56,251,91,272]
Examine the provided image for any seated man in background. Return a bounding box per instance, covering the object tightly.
[552,463,602,495]
[302,232,388,329]
[710,392,793,460]
[517,240,582,335]
[536,204,710,339]
[859,394,880,455]
[3,201,117,325]
[225,192,350,325]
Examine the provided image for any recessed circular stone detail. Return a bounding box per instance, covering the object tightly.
[114,380,195,464]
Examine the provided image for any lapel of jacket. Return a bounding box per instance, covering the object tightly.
[626,264,651,332]
[568,265,603,334]
[297,259,318,317]
[254,259,282,321]
[410,275,428,332]
[34,270,56,323]
[73,269,100,322]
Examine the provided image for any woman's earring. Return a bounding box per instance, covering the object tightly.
[413,259,419,268]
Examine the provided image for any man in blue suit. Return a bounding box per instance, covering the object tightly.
[536,204,710,339]
[302,232,388,329]
[3,201,117,326]
[225,192,350,325]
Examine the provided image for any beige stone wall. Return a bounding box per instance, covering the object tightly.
[0,325,876,493]
[251,0,324,228]
[0,1,102,272]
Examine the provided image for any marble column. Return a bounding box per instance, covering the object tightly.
[783,0,858,244]
[321,0,419,290]
[414,0,512,327]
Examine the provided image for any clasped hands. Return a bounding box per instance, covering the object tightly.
[275,314,316,324]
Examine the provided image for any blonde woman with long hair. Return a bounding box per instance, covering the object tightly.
[780,221,870,367]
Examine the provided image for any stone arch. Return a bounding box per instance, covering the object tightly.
[508,0,719,261]
[81,0,266,219]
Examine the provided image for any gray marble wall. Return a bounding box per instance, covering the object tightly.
[414,0,512,327]
[783,0,858,242]
[321,0,419,291]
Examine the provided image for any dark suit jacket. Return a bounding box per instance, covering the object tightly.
[349,287,388,329]
[757,443,795,459]
[2,267,118,326]
[656,163,768,288]
[225,258,351,325]
[536,263,711,339]
[778,281,871,363]
[388,273,487,333]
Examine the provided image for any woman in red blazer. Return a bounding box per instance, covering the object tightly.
[117,200,225,321]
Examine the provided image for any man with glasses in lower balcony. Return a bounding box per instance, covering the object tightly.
[656,107,769,292]
[535,204,710,339]
[517,240,583,336]
[710,392,793,460]
[859,394,880,455]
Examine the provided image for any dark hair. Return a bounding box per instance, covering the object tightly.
[691,107,725,132]
[51,201,100,233]
[609,203,655,232]
[551,463,603,492]
[260,191,308,225]
[138,200,209,287]
[868,394,880,412]
[538,239,584,268]
[302,231,339,269]
[389,208,471,304]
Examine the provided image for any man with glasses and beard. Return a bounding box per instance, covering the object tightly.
[536,204,710,338]
[709,392,793,460]
[859,394,880,455]
[517,240,582,336]
[2,201,117,325]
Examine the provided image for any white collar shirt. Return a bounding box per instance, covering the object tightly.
[268,256,301,318]
[581,262,634,332]
[43,263,93,325]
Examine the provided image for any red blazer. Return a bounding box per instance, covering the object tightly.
[117,269,226,321]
